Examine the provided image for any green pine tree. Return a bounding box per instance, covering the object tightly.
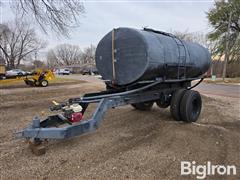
[207,0,240,62]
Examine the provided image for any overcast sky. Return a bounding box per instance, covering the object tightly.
[1,0,214,58]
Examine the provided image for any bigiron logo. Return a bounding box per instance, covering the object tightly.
[181,161,237,179]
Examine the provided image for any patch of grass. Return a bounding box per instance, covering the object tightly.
[0,77,82,87]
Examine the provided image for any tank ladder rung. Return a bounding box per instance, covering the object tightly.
[176,41,187,79]
[171,37,188,79]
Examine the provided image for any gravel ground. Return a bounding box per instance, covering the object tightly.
[0,81,239,180]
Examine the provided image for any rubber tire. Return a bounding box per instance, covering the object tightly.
[25,80,35,86]
[131,101,154,111]
[180,90,202,123]
[34,81,40,86]
[40,80,48,87]
[156,99,170,108]
[24,80,29,85]
[170,89,186,121]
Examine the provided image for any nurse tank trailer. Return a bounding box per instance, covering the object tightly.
[16,28,211,154]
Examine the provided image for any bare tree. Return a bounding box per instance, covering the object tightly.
[33,60,45,68]
[0,24,10,38]
[173,30,217,76]
[0,24,10,62]
[47,44,96,68]
[47,49,59,68]
[8,0,85,36]
[174,31,205,47]
[47,44,82,67]
[81,45,96,65]
[173,30,216,54]
[0,20,45,69]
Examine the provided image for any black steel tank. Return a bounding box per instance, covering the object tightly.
[95,27,211,86]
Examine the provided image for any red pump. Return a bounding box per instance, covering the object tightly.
[70,112,83,122]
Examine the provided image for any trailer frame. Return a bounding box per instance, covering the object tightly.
[16,77,203,144]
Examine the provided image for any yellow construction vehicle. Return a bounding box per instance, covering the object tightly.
[24,69,55,87]
[0,69,55,87]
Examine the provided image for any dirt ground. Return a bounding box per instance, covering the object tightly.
[0,80,240,180]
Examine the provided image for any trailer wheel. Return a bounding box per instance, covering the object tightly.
[131,101,154,111]
[180,90,202,122]
[40,80,48,87]
[156,93,170,108]
[170,89,186,121]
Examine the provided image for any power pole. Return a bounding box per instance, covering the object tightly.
[35,51,37,61]
[34,51,38,68]
[222,11,232,81]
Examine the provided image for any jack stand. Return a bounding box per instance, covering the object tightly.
[28,139,46,156]
[28,117,46,155]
